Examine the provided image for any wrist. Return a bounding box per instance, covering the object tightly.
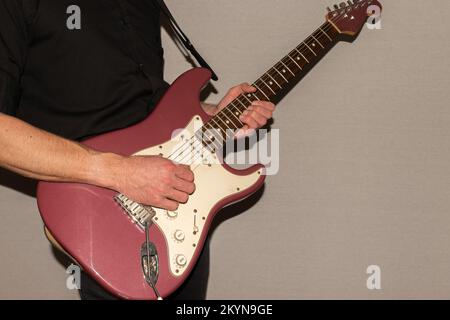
[86,151,125,190]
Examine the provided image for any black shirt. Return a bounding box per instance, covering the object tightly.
[0,0,169,140]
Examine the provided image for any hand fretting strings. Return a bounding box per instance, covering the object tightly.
[163,9,350,171]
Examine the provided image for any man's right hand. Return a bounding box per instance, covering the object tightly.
[110,155,196,211]
[0,113,195,212]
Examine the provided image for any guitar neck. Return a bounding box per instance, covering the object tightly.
[202,21,340,146]
[251,21,339,102]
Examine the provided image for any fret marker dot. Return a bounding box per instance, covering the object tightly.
[226,120,230,124]
[312,43,316,47]
[282,69,286,73]
[297,57,301,60]
[269,81,273,85]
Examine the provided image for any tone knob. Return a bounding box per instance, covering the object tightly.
[174,230,185,242]
[175,254,187,267]
[166,210,178,219]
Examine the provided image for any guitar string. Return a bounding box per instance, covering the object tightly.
[165,6,354,166]
[180,9,355,170]
[163,15,345,165]
[175,19,345,171]
[163,7,354,171]
[167,20,338,165]
[173,11,350,169]
[165,2,366,166]
[171,20,340,167]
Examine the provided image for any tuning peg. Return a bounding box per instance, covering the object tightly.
[347,0,353,5]
[339,2,347,8]
[333,4,339,10]
[327,6,332,12]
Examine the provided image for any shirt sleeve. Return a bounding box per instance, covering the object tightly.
[0,0,37,115]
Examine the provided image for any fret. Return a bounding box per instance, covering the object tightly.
[241,94,253,104]
[303,41,317,56]
[319,27,332,41]
[287,54,302,70]
[279,61,295,77]
[200,124,224,152]
[209,118,228,141]
[254,82,272,99]
[224,104,244,125]
[311,35,324,49]
[216,113,238,135]
[235,98,247,110]
[230,107,243,119]
[266,73,282,89]
[295,48,309,63]
[257,78,276,95]
[196,21,339,152]
[251,92,262,101]
[272,66,289,83]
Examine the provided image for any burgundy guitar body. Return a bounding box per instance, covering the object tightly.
[37,68,265,299]
[37,1,382,300]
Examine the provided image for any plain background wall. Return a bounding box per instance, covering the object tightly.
[1,0,450,299]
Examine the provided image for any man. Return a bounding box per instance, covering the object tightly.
[0,0,275,299]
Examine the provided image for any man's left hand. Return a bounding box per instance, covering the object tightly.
[202,83,275,138]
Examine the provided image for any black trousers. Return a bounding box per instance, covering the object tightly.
[79,240,210,300]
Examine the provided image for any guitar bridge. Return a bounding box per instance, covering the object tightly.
[114,194,156,229]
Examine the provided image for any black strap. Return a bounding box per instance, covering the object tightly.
[154,0,218,81]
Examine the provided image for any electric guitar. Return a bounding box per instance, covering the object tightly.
[37,0,382,299]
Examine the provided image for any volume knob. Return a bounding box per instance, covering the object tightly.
[166,210,178,219]
[175,254,187,267]
[174,230,185,242]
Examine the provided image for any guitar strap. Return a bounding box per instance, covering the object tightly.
[154,0,219,81]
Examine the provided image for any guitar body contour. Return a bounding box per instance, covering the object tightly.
[37,68,266,299]
[37,0,382,299]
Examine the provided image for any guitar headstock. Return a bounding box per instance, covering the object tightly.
[326,0,382,35]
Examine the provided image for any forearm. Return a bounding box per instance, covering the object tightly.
[0,112,121,189]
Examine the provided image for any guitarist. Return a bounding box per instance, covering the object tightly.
[0,1,275,299]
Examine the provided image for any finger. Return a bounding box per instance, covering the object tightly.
[249,105,273,119]
[240,83,257,94]
[174,178,196,194]
[252,100,276,111]
[166,188,189,204]
[240,112,259,129]
[231,83,256,95]
[159,198,179,211]
[174,164,194,182]
[234,124,249,139]
[244,109,268,128]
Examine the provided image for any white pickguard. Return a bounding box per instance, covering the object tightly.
[134,116,263,276]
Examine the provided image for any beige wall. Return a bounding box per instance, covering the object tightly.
[1,0,450,299]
